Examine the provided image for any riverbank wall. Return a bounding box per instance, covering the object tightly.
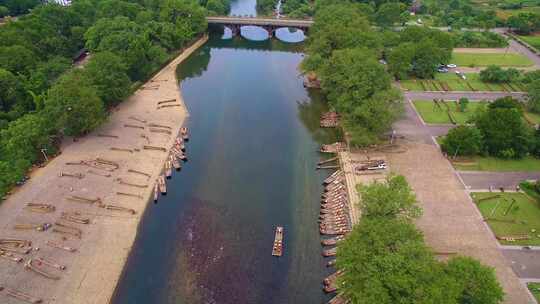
[0,35,208,304]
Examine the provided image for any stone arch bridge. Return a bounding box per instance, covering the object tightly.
[206,16,313,37]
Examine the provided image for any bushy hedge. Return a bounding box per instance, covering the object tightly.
[453,31,509,48]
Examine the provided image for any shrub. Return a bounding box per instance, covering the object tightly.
[442,125,484,156]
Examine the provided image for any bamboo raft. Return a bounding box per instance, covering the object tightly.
[154,183,159,202]
[322,247,337,257]
[272,226,284,257]
[320,142,346,153]
[158,175,167,194]
[321,236,344,246]
[170,155,181,170]
[165,161,172,178]
[320,112,341,128]
[328,295,348,304]
[181,127,189,141]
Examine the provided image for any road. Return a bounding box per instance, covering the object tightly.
[460,171,540,190]
[503,249,540,279]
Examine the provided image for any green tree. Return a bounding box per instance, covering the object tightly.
[0,5,9,17]
[480,66,521,83]
[445,256,504,304]
[1,0,40,15]
[527,79,540,113]
[25,56,71,94]
[159,0,207,37]
[0,45,37,75]
[475,100,531,158]
[387,42,415,79]
[306,3,381,68]
[0,68,31,117]
[319,48,391,112]
[44,71,105,136]
[97,0,144,20]
[336,218,460,304]
[459,97,469,112]
[83,51,132,107]
[344,88,403,146]
[358,174,422,219]
[442,125,483,156]
[375,2,404,27]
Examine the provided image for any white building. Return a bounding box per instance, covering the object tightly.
[47,0,72,6]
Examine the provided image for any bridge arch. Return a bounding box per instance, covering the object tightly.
[207,16,312,41]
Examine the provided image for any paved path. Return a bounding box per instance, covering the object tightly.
[503,249,540,279]
[388,99,532,303]
[503,31,540,68]
[404,91,526,101]
[460,171,540,190]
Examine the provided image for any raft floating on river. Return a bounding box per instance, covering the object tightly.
[272,226,284,257]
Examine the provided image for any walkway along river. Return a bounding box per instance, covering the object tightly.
[111,1,338,303]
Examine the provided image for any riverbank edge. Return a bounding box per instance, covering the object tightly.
[103,35,209,304]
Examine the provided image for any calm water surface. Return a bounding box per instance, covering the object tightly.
[112,1,338,303]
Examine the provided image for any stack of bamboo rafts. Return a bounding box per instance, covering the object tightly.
[319,169,351,302]
[154,132,188,202]
[320,142,347,153]
[320,170,351,237]
[320,112,340,128]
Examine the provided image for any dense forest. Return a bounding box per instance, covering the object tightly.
[0,0,229,198]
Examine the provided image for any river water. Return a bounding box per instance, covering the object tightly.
[112,0,340,303]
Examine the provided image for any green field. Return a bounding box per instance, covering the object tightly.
[413,100,486,124]
[528,282,540,302]
[401,73,525,92]
[518,35,540,51]
[452,156,540,172]
[471,192,540,245]
[450,52,534,67]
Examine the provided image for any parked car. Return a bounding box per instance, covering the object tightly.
[437,67,449,73]
[447,63,457,68]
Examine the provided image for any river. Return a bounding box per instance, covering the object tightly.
[111,0,340,303]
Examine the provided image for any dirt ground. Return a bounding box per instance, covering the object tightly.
[0,36,207,304]
[387,142,533,303]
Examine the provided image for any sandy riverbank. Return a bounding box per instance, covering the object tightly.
[0,35,208,304]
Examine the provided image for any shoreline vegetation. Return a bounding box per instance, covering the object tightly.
[0,0,230,200]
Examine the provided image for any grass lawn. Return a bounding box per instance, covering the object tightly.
[452,156,540,172]
[518,34,540,51]
[471,192,540,245]
[450,52,534,67]
[524,110,540,124]
[412,100,486,124]
[401,73,525,92]
[528,283,540,302]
